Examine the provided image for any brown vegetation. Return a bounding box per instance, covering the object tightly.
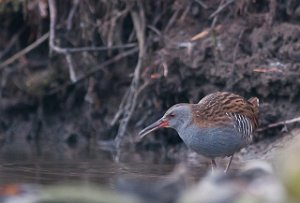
[0,0,300,153]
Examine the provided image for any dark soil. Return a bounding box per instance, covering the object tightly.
[0,0,300,155]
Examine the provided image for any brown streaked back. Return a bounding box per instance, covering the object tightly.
[191,92,259,129]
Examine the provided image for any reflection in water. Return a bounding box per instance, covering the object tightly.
[0,140,206,186]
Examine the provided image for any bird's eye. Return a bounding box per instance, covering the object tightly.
[167,113,175,118]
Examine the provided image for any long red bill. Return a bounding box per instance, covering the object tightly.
[139,118,169,139]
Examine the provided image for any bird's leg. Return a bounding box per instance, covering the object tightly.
[224,154,234,173]
[211,159,217,172]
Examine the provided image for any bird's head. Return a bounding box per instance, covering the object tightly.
[139,104,191,139]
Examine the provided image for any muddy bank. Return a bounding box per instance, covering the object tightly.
[0,1,299,154]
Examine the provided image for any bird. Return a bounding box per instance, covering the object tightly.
[139,92,259,173]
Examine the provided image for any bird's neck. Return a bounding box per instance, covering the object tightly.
[172,117,192,132]
[175,118,196,146]
[171,107,193,132]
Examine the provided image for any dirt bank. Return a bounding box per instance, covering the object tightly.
[0,0,299,152]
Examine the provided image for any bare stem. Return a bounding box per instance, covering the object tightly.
[0,32,49,69]
[257,117,300,132]
[114,2,146,150]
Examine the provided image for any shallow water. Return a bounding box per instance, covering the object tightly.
[0,160,175,185]
[0,140,206,186]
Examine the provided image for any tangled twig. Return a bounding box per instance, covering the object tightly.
[49,0,78,82]
[45,47,138,96]
[48,0,137,83]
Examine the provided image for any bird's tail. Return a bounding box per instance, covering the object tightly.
[248,97,259,107]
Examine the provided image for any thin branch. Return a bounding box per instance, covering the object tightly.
[65,53,77,82]
[48,0,62,53]
[56,44,137,53]
[67,0,79,30]
[0,32,49,69]
[179,1,192,22]
[194,0,208,9]
[209,0,227,59]
[0,26,25,60]
[49,0,136,54]
[257,117,300,132]
[210,15,219,56]
[48,0,79,82]
[232,29,244,64]
[110,89,130,126]
[17,47,138,97]
[114,2,146,149]
[75,47,138,84]
[147,25,162,37]
[209,0,235,19]
[164,8,180,33]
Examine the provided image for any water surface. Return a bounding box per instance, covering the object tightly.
[0,140,206,186]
